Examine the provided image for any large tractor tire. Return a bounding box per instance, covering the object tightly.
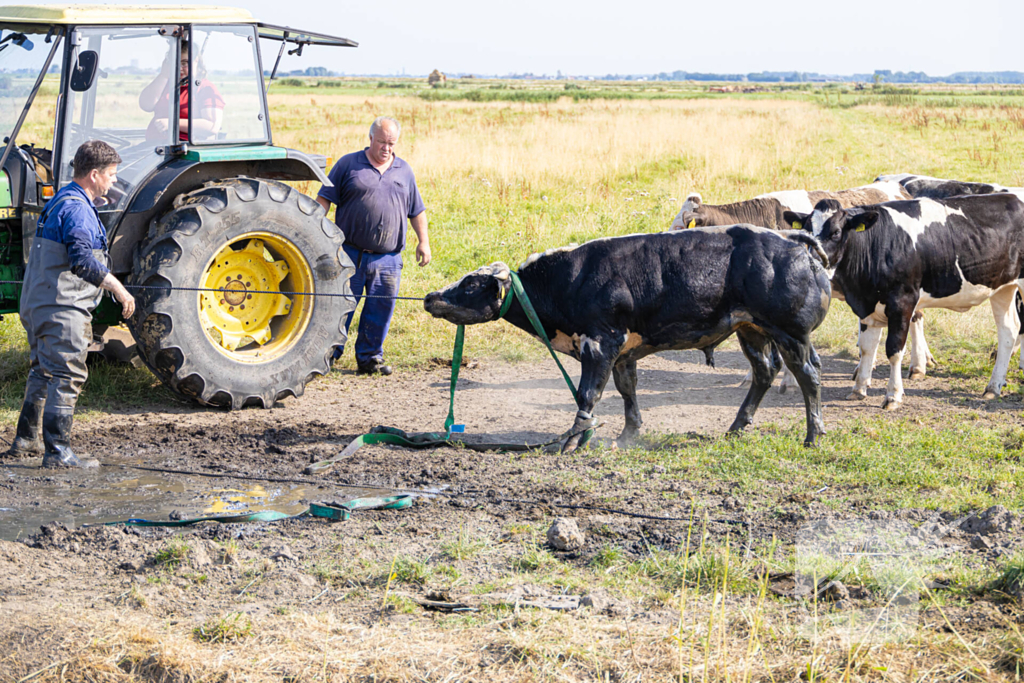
[127,177,355,409]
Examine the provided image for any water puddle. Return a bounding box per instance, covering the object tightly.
[0,459,396,541]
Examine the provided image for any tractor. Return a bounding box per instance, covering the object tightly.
[0,5,359,408]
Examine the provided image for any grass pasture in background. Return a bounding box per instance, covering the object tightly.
[2,81,1024,411]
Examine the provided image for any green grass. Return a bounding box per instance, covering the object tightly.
[615,414,1024,513]
[151,537,191,570]
[4,87,1024,430]
[192,612,253,644]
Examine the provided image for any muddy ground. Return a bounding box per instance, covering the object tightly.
[2,348,1023,680]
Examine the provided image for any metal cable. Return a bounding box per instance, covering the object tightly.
[0,280,426,301]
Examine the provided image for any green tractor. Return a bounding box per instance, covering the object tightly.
[0,5,359,408]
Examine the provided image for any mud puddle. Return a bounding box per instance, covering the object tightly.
[0,457,396,541]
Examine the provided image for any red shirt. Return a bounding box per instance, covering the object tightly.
[157,80,226,141]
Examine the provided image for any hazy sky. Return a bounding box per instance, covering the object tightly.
[33,0,1024,76]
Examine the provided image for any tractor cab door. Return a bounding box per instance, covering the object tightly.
[0,24,62,211]
[56,26,177,223]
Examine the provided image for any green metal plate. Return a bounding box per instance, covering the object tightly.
[0,170,11,208]
[182,147,288,163]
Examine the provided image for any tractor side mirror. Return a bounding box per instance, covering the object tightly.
[70,50,98,92]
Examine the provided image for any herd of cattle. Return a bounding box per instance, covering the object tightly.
[424,173,1024,449]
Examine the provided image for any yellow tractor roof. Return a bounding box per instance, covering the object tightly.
[0,5,255,25]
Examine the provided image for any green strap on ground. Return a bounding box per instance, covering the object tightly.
[305,271,595,476]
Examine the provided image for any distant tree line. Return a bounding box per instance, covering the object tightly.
[250,66,1024,84]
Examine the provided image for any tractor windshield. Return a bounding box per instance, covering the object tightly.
[59,26,176,211]
[0,27,58,155]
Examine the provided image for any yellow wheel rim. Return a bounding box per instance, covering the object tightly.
[198,232,315,363]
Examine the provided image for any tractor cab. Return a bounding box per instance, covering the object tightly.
[0,6,362,410]
[1,6,354,238]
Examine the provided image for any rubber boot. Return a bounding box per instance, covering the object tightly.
[8,400,44,456]
[41,413,97,468]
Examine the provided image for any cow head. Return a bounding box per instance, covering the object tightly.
[670,193,706,230]
[424,262,512,325]
[784,199,878,265]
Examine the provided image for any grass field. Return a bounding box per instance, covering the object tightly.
[6,81,1024,682]
[5,81,1024,407]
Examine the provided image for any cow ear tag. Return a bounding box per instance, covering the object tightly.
[791,220,802,230]
[687,219,696,229]
[855,225,866,232]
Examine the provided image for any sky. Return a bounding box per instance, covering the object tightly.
[28,0,1024,77]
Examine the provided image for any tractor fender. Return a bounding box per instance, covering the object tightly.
[111,151,331,274]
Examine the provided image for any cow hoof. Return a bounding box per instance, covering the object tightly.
[908,369,926,381]
[846,391,867,401]
[882,398,902,411]
[982,390,999,400]
[614,432,638,449]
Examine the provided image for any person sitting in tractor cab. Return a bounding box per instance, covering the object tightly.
[139,39,224,142]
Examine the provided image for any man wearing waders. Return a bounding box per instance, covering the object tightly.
[8,141,135,468]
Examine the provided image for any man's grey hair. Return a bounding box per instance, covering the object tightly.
[369,116,401,139]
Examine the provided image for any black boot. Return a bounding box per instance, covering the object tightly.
[42,413,85,468]
[8,400,44,456]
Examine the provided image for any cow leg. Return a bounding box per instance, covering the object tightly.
[983,284,1020,399]
[850,322,884,384]
[882,307,914,411]
[1015,289,1024,373]
[849,323,884,400]
[562,333,617,454]
[775,334,826,447]
[727,328,781,435]
[908,313,929,380]
[612,358,642,446]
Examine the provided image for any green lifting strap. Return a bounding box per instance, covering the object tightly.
[304,268,597,477]
[503,271,580,404]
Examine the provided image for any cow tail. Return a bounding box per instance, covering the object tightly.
[782,231,829,270]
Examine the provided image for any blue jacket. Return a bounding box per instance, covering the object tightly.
[35,182,110,286]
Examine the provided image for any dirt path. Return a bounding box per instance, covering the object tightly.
[1,347,1017,540]
[2,349,1023,680]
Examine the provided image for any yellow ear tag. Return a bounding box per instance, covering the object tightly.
[792,220,802,230]
[687,219,696,229]
[855,225,866,232]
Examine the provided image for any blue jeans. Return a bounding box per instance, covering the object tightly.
[336,244,403,366]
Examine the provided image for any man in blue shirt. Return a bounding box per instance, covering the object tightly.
[316,116,430,376]
[9,141,136,468]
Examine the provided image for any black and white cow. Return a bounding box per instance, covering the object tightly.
[876,173,1023,201]
[784,194,1024,409]
[670,181,910,231]
[669,181,927,391]
[877,173,1024,371]
[424,227,833,448]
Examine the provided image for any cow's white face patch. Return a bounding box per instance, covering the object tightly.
[882,199,966,247]
[760,190,814,214]
[809,208,836,238]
